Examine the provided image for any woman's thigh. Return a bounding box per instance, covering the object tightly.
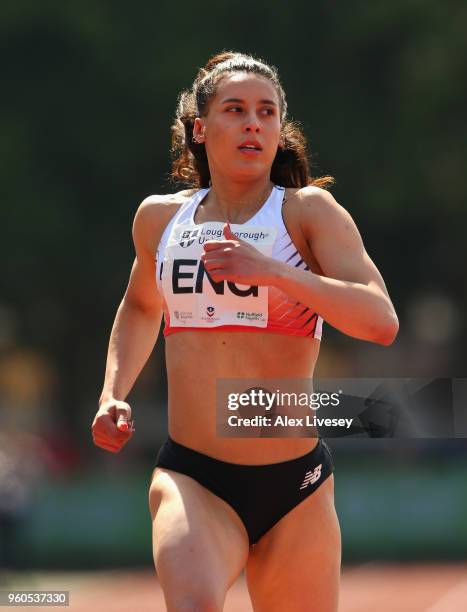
[149,467,250,611]
[245,475,341,612]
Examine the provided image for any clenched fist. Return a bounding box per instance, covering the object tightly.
[92,399,135,453]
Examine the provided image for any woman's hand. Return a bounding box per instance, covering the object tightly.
[91,399,135,453]
[201,223,276,286]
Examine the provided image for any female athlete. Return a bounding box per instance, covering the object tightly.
[92,52,398,611]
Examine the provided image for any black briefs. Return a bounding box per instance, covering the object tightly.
[155,437,334,545]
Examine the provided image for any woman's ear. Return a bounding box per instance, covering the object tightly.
[277,131,285,150]
[193,117,206,143]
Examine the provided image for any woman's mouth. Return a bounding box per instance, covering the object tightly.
[238,148,262,155]
[238,141,263,154]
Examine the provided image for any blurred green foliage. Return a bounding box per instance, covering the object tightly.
[15,457,467,566]
[1,1,466,426]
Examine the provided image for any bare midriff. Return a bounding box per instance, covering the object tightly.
[165,330,320,464]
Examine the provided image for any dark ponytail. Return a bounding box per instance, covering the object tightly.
[171,51,334,190]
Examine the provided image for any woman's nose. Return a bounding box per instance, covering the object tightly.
[243,113,260,132]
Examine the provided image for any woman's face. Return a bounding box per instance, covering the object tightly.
[195,73,281,182]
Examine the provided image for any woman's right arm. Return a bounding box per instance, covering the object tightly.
[91,197,177,453]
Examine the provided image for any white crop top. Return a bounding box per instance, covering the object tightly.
[155,185,323,339]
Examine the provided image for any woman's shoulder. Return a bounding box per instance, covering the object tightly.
[284,185,336,208]
[140,188,198,212]
[135,188,197,224]
[282,185,335,223]
[133,188,198,250]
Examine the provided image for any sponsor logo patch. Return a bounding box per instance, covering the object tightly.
[236,311,263,321]
[299,464,322,490]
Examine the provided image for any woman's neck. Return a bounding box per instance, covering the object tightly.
[205,176,274,223]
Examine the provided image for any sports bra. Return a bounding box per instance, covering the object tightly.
[155,185,323,339]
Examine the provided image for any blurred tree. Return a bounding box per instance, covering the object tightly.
[1,0,466,434]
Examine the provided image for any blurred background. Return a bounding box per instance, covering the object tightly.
[1,0,467,587]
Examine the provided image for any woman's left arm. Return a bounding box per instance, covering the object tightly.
[202,188,399,345]
[270,188,399,345]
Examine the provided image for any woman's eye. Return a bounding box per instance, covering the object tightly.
[225,106,274,115]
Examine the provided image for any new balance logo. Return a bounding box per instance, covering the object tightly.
[299,464,322,490]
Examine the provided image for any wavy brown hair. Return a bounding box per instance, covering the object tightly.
[171,51,334,190]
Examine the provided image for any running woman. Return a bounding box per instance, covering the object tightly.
[92,52,398,611]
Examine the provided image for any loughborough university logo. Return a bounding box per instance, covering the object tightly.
[179,229,199,248]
